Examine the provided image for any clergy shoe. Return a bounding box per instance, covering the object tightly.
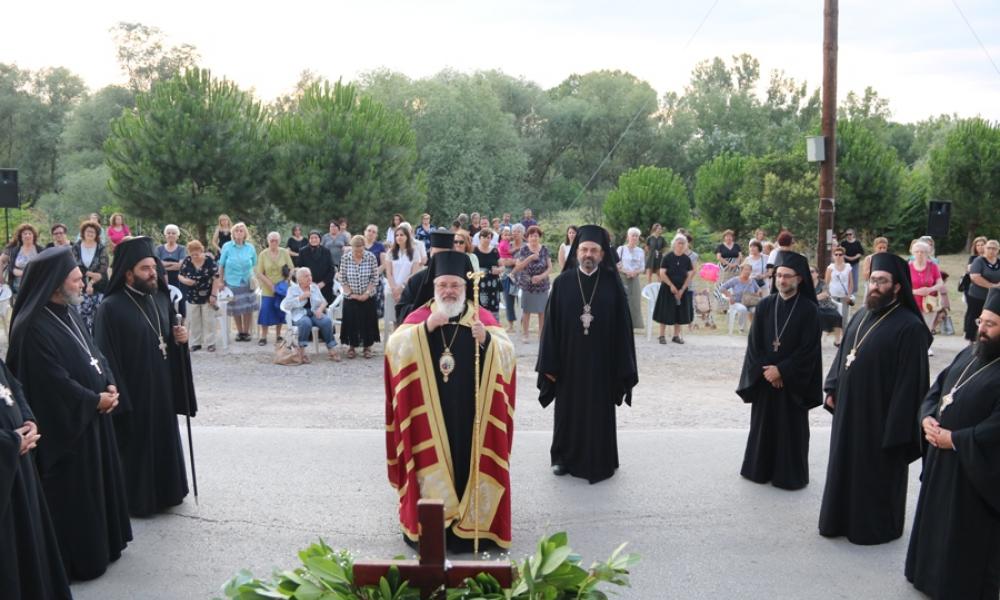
[190,345,202,352]
[551,464,569,476]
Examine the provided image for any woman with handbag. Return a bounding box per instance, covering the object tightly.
[720,262,761,334]
[71,220,109,333]
[826,248,853,330]
[218,222,258,342]
[812,266,845,346]
[256,232,294,346]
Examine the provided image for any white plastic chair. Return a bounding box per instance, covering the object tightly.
[641,282,659,341]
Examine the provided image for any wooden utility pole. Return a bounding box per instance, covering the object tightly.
[817,0,838,268]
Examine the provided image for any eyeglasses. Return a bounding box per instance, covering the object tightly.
[434,282,465,292]
[868,276,891,286]
[977,318,998,328]
[454,240,466,246]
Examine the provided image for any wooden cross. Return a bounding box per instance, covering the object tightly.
[353,500,514,599]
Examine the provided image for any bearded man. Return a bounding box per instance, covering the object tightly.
[94,237,197,517]
[383,251,516,552]
[905,286,1000,599]
[7,247,131,580]
[737,251,822,490]
[536,225,638,483]
[819,252,930,544]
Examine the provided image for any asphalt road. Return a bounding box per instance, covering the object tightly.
[72,427,926,600]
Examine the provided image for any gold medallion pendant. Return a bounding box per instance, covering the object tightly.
[439,350,456,383]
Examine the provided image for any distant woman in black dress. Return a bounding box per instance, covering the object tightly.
[654,235,695,345]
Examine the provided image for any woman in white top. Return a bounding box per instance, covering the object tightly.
[826,247,853,330]
[745,240,769,293]
[384,227,416,333]
[617,227,646,328]
[397,221,426,268]
[558,225,577,271]
[385,213,404,244]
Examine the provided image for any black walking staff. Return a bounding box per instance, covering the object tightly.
[173,297,199,504]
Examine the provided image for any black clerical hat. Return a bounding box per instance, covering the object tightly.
[563,224,618,274]
[106,236,163,295]
[431,251,472,280]
[984,287,1000,317]
[773,251,817,304]
[429,228,456,249]
[8,247,81,359]
[869,252,922,318]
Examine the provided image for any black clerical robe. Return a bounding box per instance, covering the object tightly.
[906,347,1000,599]
[536,267,638,484]
[737,292,822,490]
[0,362,72,600]
[396,268,429,324]
[8,303,131,580]
[94,287,196,516]
[819,303,929,545]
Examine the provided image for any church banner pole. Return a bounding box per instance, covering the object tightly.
[174,304,199,505]
[467,270,485,553]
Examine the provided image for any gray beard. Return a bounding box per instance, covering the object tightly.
[62,289,84,306]
[434,296,465,319]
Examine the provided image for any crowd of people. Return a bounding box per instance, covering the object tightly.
[0,203,998,598]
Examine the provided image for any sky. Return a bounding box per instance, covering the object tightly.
[3,0,998,123]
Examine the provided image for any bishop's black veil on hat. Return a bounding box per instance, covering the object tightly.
[564,225,617,274]
[106,236,164,295]
[869,252,922,319]
[412,250,475,309]
[985,287,1000,316]
[429,228,456,250]
[8,247,81,361]
[773,250,817,304]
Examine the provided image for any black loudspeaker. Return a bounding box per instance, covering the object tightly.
[927,200,951,238]
[0,169,18,208]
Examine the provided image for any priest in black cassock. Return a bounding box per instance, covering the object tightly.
[0,358,71,599]
[737,250,822,490]
[905,287,1000,599]
[819,252,930,545]
[395,229,454,323]
[6,247,131,580]
[536,225,638,483]
[94,237,197,517]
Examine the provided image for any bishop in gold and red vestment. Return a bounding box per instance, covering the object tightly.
[384,300,516,548]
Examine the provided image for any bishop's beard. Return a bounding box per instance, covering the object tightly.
[865,287,896,311]
[434,293,465,319]
[975,331,1000,362]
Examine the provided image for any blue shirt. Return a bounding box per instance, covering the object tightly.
[218,241,257,287]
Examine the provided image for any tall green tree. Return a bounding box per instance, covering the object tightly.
[269,80,425,229]
[603,166,690,234]
[737,151,817,239]
[105,69,269,241]
[834,119,905,235]
[61,85,135,172]
[929,118,1000,250]
[694,152,750,236]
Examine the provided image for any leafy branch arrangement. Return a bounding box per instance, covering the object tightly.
[219,532,639,600]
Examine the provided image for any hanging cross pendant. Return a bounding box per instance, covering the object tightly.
[89,357,103,375]
[158,335,169,360]
[772,339,781,351]
[845,350,856,369]
[940,391,955,412]
[0,385,13,407]
[580,305,594,335]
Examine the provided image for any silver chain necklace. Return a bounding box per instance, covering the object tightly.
[125,287,169,360]
[771,292,800,351]
[43,306,103,375]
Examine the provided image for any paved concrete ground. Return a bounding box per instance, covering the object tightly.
[73,427,925,600]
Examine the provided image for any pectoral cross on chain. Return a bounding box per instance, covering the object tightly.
[581,305,594,335]
[158,335,169,360]
[845,351,857,369]
[0,385,13,407]
[90,357,103,375]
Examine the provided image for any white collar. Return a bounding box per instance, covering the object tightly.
[579,266,598,277]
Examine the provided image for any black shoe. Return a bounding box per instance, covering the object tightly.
[190,345,202,352]
[551,464,569,476]
[658,335,667,344]
[672,336,685,344]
